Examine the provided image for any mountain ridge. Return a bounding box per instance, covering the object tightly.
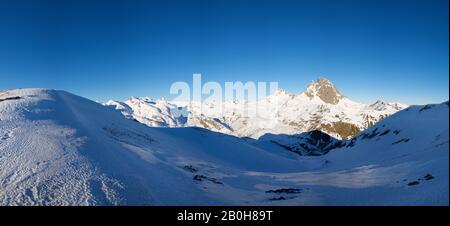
[105,77,408,139]
[0,88,447,205]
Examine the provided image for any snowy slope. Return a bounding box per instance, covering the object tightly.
[0,89,310,205]
[0,89,447,205]
[250,102,449,205]
[106,77,407,140]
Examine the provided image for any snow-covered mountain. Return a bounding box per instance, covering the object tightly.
[0,88,308,205]
[105,77,408,139]
[250,101,449,205]
[0,88,447,205]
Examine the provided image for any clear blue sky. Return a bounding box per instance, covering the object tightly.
[0,0,448,104]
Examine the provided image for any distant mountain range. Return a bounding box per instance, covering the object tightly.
[105,77,408,140]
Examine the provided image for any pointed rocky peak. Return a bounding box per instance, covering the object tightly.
[266,88,294,102]
[304,77,344,104]
[127,96,140,102]
[368,100,389,111]
[367,100,408,111]
[104,99,122,106]
[271,88,289,96]
[141,97,154,102]
[126,96,157,105]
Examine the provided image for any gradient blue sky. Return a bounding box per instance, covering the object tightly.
[0,0,448,104]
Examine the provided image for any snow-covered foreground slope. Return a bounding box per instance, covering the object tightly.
[106,77,407,140]
[0,89,447,205]
[0,88,313,205]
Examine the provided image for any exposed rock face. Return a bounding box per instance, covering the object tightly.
[369,100,405,111]
[259,130,347,156]
[317,122,361,140]
[304,77,344,104]
[189,117,233,133]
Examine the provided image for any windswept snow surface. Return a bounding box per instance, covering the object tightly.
[0,89,448,205]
